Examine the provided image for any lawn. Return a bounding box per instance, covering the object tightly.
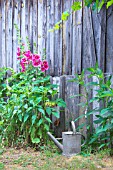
[0,144,113,170]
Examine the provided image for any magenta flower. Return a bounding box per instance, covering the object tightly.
[41,65,46,72]
[21,57,28,64]
[32,54,41,67]
[32,59,42,67]
[20,61,26,72]
[17,47,21,57]
[24,50,32,61]
[42,60,49,70]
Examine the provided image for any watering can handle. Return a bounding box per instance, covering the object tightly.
[71,121,76,134]
[71,121,86,146]
[81,134,86,147]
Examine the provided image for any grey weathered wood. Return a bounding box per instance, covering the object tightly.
[49,0,55,76]
[82,7,96,70]
[38,0,43,56]
[92,6,106,72]
[54,0,62,76]
[1,0,6,67]
[0,0,2,67]
[72,0,82,75]
[106,6,113,73]
[32,0,38,53]
[65,75,79,130]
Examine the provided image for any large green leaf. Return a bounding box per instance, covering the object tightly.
[24,113,29,122]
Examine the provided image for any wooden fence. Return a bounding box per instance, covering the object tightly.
[0,0,113,136]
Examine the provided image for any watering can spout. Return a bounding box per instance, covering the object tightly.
[47,132,63,151]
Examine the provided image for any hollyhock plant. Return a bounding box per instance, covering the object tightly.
[24,50,32,61]
[17,47,21,58]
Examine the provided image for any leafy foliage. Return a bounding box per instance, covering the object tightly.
[70,63,113,153]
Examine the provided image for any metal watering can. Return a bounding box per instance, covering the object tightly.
[47,121,86,157]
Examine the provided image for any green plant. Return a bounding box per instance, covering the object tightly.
[0,26,66,147]
[70,63,113,154]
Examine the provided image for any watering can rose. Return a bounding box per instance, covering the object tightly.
[17,47,49,72]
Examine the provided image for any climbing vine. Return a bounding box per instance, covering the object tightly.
[49,0,113,32]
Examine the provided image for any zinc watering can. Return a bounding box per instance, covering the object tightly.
[47,121,86,157]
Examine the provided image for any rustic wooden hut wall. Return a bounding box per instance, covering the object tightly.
[0,0,113,136]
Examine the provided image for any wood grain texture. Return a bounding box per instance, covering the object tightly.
[72,0,82,75]
[106,6,113,73]
[82,7,96,71]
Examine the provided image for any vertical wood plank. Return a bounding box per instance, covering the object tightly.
[72,0,82,75]
[92,6,106,72]
[28,0,33,51]
[46,0,50,74]
[6,0,13,68]
[12,0,21,71]
[82,7,96,70]
[0,0,2,67]
[1,0,6,67]
[106,6,113,73]
[49,0,55,76]
[21,0,26,45]
[54,0,62,76]
[38,0,43,56]
[65,75,79,130]
[32,0,38,53]
[62,0,73,75]
[42,0,47,56]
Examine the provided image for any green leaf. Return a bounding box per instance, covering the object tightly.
[45,117,52,123]
[46,107,52,115]
[37,118,43,127]
[36,97,42,104]
[32,138,40,144]
[32,115,37,125]
[61,11,70,21]
[44,124,49,131]
[71,1,82,12]
[18,114,22,122]
[52,112,59,118]
[107,0,113,8]
[38,108,45,114]
[24,113,29,122]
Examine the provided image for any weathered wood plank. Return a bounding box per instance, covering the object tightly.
[92,6,106,72]
[62,0,73,75]
[72,0,82,75]
[6,0,13,68]
[38,0,43,56]
[46,0,50,75]
[82,7,96,71]
[21,0,26,45]
[32,0,38,53]
[28,0,33,51]
[106,6,113,73]
[49,0,55,76]
[54,0,62,76]
[65,75,79,130]
[0,0,2,67]
[1,0,6,67]
[12,0,21,71]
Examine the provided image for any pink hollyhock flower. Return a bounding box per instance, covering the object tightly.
[32,54,41,67]
[17,47,21,57]
[24,50,32,61]
[21,57,28,64]
[41,65,45,72]
[42,60,49,70]
[20,61,26,72]
[32,59,42,67]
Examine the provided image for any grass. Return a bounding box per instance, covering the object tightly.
[0,143,113,170]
